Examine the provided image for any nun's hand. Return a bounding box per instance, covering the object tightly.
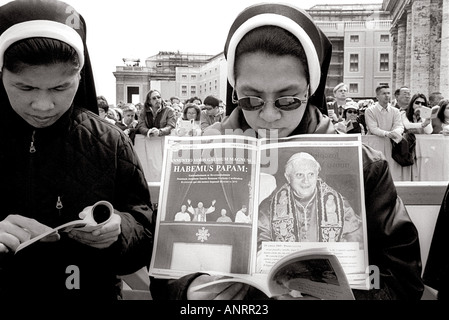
[0,215,59,253]
[68,213,121,249]
[187,275,250,300]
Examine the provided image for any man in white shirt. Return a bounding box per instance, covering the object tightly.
[365,85,404,143]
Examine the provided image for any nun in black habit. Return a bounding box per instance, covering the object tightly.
[0,0,154,300]
[150,2,423,301]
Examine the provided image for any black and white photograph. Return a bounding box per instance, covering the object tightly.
[1,0,447,307]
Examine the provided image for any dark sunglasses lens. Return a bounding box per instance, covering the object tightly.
[275,97,303,111]
[152,96,161,100]
[239,97,264,111]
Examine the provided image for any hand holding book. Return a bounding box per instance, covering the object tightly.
[14,201,114,253]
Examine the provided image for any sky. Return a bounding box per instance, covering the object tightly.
[0,0,383,102]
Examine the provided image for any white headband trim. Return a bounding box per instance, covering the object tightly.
[0,20,84,70]
[227,13,321,96]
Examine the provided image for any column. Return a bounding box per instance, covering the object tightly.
[441,0,449,98]
[428,0,442,93]
[410,0,431,96]
[390,25,398,89]
[396,19,407,88]
[404,5,412,87]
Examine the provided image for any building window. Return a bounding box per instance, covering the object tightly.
[380,34,389,42]
[380,53,389,71]
[350,54,359,72]
[191,86,196,95]
[349,83,358,93]
[127,86,140,104]
[182,85,187,96]
[191,75,196,80]
[182,74,187,79]
[350,35,359,42]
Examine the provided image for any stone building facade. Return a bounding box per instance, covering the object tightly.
[113,51,214,105]
[114,3,449,105]
[384,0,449,98]
[308,3,392,99]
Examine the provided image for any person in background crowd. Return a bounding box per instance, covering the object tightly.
[434,99,449,134]
[365,85,404,143]
[106,107,119,123]
[393,86,411,111]
[170,96,181,105]
[173,102,202,137]
[335,101,364,134]
[172,103,183,122]
[0,0,154,300]
[357,99,373,134]
[149,2,423,301]
[429,92,445,134]
[328,82,348,124]
[186,96,202,106]
[97,95,116,125]
[113,106,123,122]
[200,95,224,132]
[401,93,432,134]
[115,103,138,143]
[136,89,176,137]
[135,102,144,118]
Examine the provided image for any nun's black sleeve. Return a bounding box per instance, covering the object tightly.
[422,184,449,300]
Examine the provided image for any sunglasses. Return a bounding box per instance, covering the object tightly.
[232,86,309,112]
[346,110,357,114]
[414,100,427,106]
[152,96,161,100]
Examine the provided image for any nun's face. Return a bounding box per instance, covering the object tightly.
[235,52,308,138]
[2,63,80,128]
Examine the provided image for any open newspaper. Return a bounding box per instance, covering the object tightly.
[149,134,369,297]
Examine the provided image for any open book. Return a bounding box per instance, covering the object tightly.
[191,247,354,300]
[149,134,369,297]
[417,106,437,119]
[15,200,113,253]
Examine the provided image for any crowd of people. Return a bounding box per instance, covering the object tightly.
[96,91,226,142]
[1,0,448,303]
[327,83,448,137]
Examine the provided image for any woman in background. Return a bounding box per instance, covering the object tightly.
[173,102,202,136]
[401,93,432,134]
[434,99,449,134]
